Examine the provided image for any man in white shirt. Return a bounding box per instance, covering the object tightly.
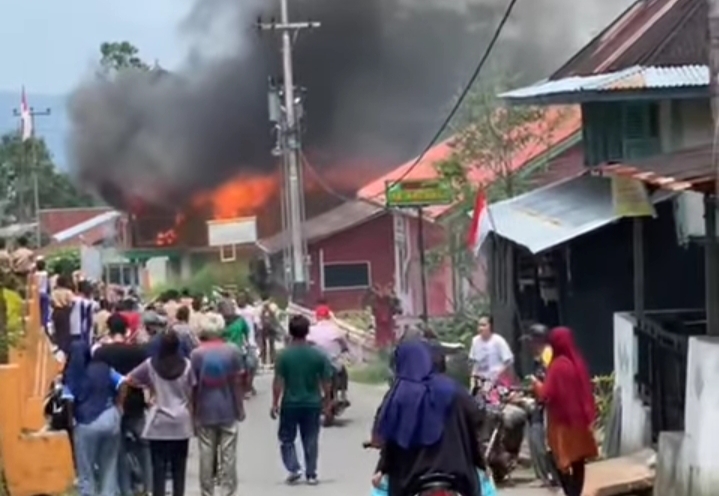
[469,313,514,385]
[308,307,350,401]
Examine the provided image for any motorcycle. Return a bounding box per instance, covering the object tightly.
[471,377,536,483]
[323,363,351,426]
[362,442,492,496]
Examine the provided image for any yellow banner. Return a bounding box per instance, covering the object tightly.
[611,177,655,217]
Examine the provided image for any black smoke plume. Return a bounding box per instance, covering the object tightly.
[67,0,631,210]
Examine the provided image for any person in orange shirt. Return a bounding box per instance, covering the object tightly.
[531,327,598,496]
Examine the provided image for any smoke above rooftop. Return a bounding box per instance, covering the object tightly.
[66,0,631,209]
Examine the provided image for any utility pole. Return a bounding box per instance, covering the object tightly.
[12,106,50,248]
[259,1,319,299]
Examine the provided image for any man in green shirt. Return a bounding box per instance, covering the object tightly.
[223,314,249,348]
[271,315,333,485]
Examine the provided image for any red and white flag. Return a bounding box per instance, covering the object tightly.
[467,190,491,255]
[19,87,33,141]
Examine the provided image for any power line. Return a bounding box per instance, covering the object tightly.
[300,153,356,203]
[370,0,518,200]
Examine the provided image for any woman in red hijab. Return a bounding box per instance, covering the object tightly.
[531,327,597,496]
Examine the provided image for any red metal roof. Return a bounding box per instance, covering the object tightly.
[553,0,705,79]
[356,106,582,218]
[39,207,113,236]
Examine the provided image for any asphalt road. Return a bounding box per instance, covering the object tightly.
[182,373,552,496]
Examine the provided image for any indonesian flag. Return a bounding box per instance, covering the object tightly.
[467,190,491,255]
[20,87,32,141]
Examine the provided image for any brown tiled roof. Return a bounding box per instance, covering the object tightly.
[553,0,705,79]
[257,200,385,254]
[595,144,715,191]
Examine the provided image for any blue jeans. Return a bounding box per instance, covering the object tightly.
[118,415,153,496]
[74,407,122,496]
[278,407,321,478]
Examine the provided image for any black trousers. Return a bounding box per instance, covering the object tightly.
[557,460,586,496]
[149,439,189,496]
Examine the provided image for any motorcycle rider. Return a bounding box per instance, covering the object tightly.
[307,306,350,403]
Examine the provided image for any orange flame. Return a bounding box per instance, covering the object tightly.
[193,173,278,220]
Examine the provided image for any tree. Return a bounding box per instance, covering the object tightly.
[0,133,95,225]
[439,76,570,206]
[99,41,151,75]
[429,75,570,313]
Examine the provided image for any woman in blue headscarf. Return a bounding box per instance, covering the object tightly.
[63,340,126,496]
[372,339,485,496]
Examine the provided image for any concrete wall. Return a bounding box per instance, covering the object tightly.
[0,279,75,496]
[613,312,651,454]
[655,336,719,496]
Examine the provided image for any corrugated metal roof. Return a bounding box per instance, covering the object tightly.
[485,175,618,254]
[479,174,670,254]
[257,200,384,255]
[500,65,708,102]
[552,0,704,79]
[53,210,121,243]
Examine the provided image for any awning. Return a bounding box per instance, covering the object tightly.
[499,65,709,105]
[483,174,669,254]
[595,144,715,192]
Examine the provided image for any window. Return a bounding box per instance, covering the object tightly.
[583,101,661,166]
[322,262,371,290]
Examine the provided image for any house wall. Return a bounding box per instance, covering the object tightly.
[673,98,713,149]
[562,201,704,374]
[290,211,454,316]
[307,213,395,311]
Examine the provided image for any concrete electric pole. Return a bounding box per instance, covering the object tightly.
[12,106,51,248]
[259,1,319,298]
[708,0,719,335]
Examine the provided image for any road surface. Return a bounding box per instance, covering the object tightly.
[183,373,551,496]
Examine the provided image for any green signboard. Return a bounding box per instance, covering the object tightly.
[385,179,454,207]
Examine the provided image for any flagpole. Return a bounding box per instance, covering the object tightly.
[12,89,50,247]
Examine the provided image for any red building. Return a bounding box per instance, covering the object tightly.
[257,199,452,316]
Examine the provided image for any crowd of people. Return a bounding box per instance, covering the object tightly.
[3,237,599,496]
[31,264,286,496]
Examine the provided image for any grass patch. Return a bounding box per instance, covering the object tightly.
[349,359,390,385]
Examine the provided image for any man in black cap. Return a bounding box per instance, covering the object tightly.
[522,323,559,487]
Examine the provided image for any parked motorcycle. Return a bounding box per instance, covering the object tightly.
[471,377,536,483]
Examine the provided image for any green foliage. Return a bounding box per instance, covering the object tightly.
[335,309,373,331]
[432,294,489,347]
[348,348,391,385]
[0,133,95,225]
[99,41,151,75]
[46,248,81,275]
[149,262,250,299]
[593,373,615,430]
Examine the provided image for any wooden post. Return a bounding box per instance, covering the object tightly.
[708,0,719,335]
[633,218,645,321]
[705,194,719,335]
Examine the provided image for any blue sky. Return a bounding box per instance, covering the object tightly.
[0,0,195,168]
[0,0,190,94]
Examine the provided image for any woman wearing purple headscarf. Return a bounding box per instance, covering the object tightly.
[372,339,485,496]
